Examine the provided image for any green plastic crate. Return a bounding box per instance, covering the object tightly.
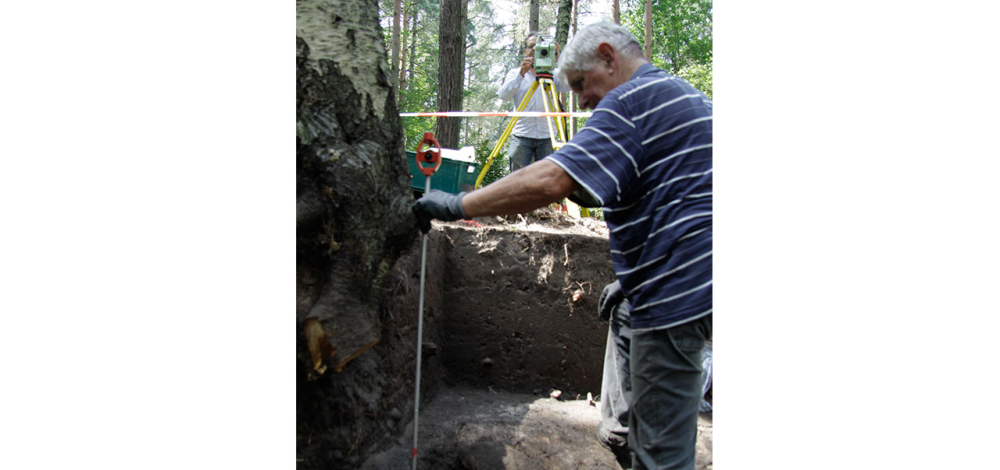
[407,150,481,194]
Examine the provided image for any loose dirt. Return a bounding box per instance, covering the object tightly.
[362,385,713,470]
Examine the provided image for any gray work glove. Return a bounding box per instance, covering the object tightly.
[598,281,624,321]
[413,190,467,233]
[566,187,602,208]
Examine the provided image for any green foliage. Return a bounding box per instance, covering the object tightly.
[472,136,509,188]
[379,0,441,151]
[402,116,436,153]
[379,0,712,158]
[621,0,712,94]
[676,56,712,99]
[382,0,522,153]
[461,0,517,149]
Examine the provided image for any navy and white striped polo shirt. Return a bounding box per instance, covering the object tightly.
[548,63,712,331]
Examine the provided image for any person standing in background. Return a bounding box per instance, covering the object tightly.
[498,32,570,173]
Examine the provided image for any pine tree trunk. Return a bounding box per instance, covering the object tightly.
[296,0,415,466]
[644,0,652,61]
[407,11,417,86]
[391,0,402,89]
[555,0,572,48]
[398,0,410,96]
[529,0,540,34]
[435,0,468,149]
[570,0,578,136]
[555,0,573,120]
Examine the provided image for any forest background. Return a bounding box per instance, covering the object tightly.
[378,0,712,185]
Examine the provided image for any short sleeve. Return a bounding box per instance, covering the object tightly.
[547,98,643,207]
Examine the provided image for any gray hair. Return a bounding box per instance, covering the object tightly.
[554,22,642,85]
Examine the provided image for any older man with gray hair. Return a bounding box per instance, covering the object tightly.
[414,21,712,470]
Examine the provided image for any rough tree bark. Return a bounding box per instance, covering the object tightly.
[612,0,620,24]
[555,0,572,49]
[435,0,468,150]
[296,0,416,467]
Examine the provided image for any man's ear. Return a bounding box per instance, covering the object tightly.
[596,43,616,69]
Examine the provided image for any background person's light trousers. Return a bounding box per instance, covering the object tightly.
[598,297,632,446]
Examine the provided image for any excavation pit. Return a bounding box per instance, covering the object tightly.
[297,209,712,469]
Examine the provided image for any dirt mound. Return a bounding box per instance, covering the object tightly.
[470,205,610,239]
[361,385,620,469]
[362,385,713,470]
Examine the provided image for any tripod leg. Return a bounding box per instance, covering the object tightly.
[475,81,541,188]
[540,80,568,150]
[548,82,568,143]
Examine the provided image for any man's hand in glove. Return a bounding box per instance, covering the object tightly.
[413,190,468,233]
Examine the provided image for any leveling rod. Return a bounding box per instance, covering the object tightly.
[400,111,593,118]
[411,132,444,470]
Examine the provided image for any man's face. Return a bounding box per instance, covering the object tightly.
[524,35,537,58]
[566,66,618,110]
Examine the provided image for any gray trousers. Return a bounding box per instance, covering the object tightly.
[508,135,554,172]
[597,282,712,470]
[630,315,712,470]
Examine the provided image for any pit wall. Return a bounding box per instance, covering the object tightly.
[434,224,616,396]
[302,223,616,469]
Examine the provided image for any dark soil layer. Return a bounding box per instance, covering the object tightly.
[438,221,616,396]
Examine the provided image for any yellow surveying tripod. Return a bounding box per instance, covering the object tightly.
[474,72,569,189]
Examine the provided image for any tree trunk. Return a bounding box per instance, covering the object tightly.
[612,0,620,25]
[408,10,418,86]
[570,0,578,136]
[529,0,540,35]
[398,0,410,97]
[555,0,572,121]
[296,0,415,466]
[391,0,402,89]
[435,0,468,149]
[644,0,652,61]
[555,0,572,48]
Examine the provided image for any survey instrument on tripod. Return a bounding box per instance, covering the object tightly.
[533,36,556,74]
[474,71,569,189]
